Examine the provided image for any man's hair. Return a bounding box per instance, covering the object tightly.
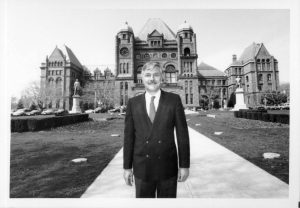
[141,62,163,75]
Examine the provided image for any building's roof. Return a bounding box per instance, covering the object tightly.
[48,46,65,61]
[60,45,83,69]
[177,20,193,32]
[197,62,226,77]
[238,42,262,63]
[118,22,133,33]
[137,18,176,41]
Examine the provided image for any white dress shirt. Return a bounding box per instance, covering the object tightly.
[145,90,161,117]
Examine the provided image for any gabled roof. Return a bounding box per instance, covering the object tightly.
[137,18,176,41]
[60,45,83,69]
[197,62,226,77]
[149,29,162,37]
[48,45,82,69]
[238,42,262,63]
[48,46,65,61]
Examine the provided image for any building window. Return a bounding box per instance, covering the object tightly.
[126,63,129,73]
[262,63,265,71]
[171,53,176,58]
[246,85,249,92]
[162,53,167,58]
[246,76,249,82]
[190,94,193,104]
[267,74,271,81]
[235,68,237,74]
[212,80,215,86]
[257,63,261,71]
[184,48,190,56]
[137,72,142,83]
[238,68,241,75]
[123,34,126,39]
[217,80,221,85]
[258,85,262,91]
[185,94,188,104]
[222,80,225,85]
[144,53,150,59]
[165,73,176,83]
[258,74,263,82]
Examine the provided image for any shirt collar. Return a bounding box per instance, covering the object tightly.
[145,89,161,101]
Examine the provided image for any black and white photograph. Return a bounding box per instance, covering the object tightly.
[0,0,299,207]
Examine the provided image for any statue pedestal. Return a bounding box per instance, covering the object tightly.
[69,95,82,114]
[232,88,247,111]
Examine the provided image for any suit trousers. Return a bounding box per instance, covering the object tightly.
[134,176,178,198]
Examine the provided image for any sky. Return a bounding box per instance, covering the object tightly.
[5,0,290,98]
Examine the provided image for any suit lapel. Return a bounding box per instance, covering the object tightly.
[152,90,166,128]
[140,90,167,136]
[140,92,152,128]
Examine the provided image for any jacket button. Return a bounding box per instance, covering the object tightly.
[158,140,162,144]
[158,156,161,159]
[146,154,149,158]
[146,141,149,144]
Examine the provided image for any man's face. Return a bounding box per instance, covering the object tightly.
[142,67,162,93]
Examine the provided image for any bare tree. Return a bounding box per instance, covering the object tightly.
[261,90,287,105]
[81,80,114,109]
[19,81,43,109]
[207,86,220,108]
[11,96,18,110]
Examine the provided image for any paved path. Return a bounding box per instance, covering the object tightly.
[81,127,288,198]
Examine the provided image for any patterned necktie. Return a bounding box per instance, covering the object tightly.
[149,96,156,123]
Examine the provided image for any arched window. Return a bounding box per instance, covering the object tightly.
[258,74,263,82]
[137,66,143,83]
[165,65,177,83]
[184,48,190,56]
[123,63,126,73]
[267,74,271,81]
[246,76,249,82]
[119,63,122,74]
[223,88,226,96]
[126,63,129,73]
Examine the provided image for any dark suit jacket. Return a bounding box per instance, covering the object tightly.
[123,90,190,181]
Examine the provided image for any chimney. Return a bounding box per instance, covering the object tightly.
[232,54,237,62]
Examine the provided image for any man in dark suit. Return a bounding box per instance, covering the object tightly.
[123,62,190,198]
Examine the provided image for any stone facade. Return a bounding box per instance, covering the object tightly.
[40,19,279,110]
[40,45,84,110]
[225,43,279,108]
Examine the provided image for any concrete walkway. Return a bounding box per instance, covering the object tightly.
[81,127,288,198]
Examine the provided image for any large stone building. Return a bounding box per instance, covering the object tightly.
[40,45,84,110]
[225,43,279,107]
[40,19,279,110]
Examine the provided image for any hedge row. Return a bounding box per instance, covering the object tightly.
[11,114,89,132]
[234,110,289,124]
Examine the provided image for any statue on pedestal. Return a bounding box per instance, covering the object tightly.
[73,79,81,96]
[70,79,82,113]
[236,76,241,88]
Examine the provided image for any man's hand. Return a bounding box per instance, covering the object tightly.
[123,169,134,186]
[178,168,189,182]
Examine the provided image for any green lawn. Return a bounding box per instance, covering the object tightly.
[10,114,124,198]
[10,110,289,198]
[186,110,289,184]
